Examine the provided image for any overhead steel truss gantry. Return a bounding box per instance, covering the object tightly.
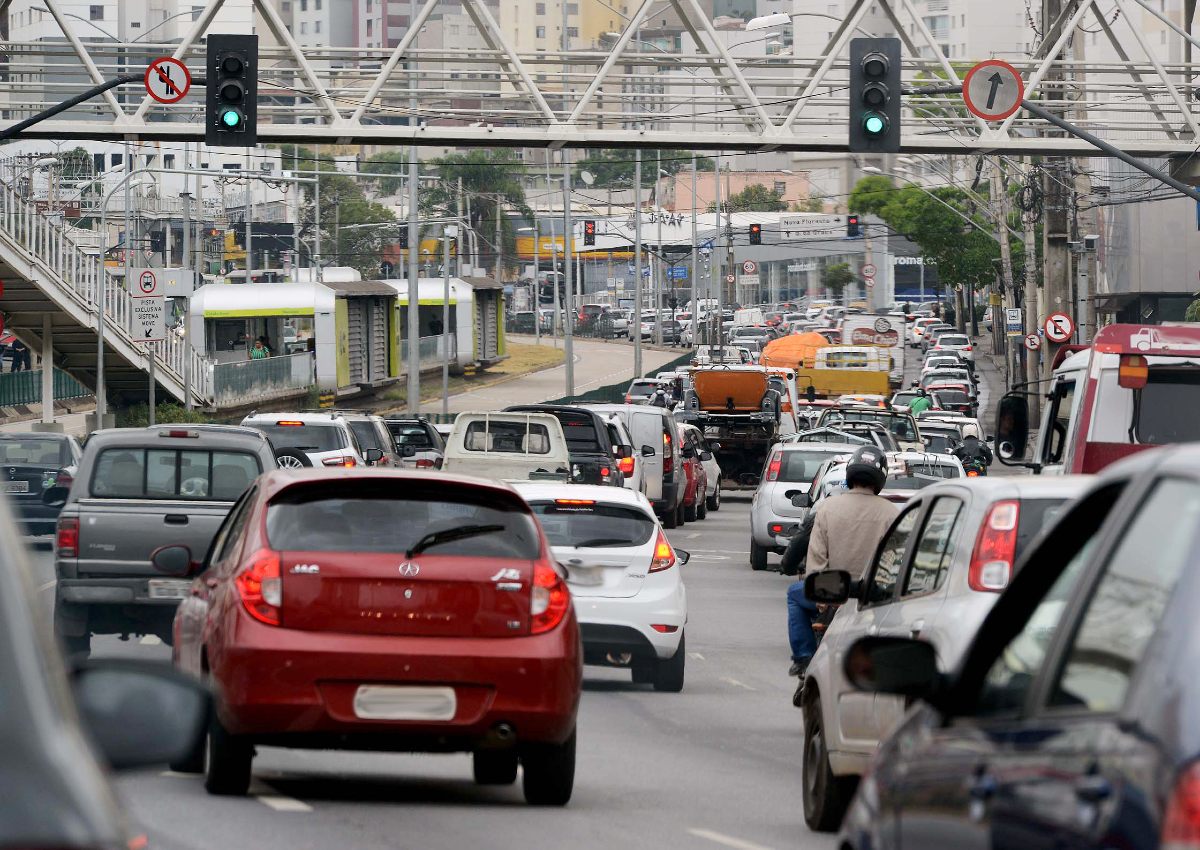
[1,0,1199,156]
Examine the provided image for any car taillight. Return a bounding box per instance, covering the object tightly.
[237,549,282,626]
[531,561,569,635]
[414,458,436,468]
[650,530,677,572]
[766,449,782,481]
[1162,762,1200,849]
[322,456,357,467]
[964,345,972,351]
[618,456,635,475]
[625,394,632,403]
[769,523,784,535]
[969,500,1019,592]
[56,517,79,557]
[663,433,674,474]
[54,470,73,488]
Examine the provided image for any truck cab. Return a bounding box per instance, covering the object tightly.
[997,323,1200,475]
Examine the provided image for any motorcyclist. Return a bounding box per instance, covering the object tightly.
[952,423,993,472]
[648,385,670,408]
[907,386,932,415]
[785,447,899,700]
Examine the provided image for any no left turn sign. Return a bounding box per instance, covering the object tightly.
[144,57,191,104]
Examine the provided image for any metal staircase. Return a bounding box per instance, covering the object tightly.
[0,181,210,407]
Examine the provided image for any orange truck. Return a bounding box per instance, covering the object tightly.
[678,367,783,489]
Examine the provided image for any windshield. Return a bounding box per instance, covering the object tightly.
[0,437,68,466]
[822,410,917,441]
[90,449,261,501]
[552,413,603,453]
[389,423,437,449]
[249,423,347,453]
[529,501,655,548]
[1134,368,1200,443]
[777,449,843,482]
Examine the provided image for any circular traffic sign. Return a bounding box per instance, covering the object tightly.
[1044,311,1074,344]
[742,260,757,275]
[144,57,192,105]
[138,270,158,295]
[861,263,877,279]
[725,274,736,284]
[962,60,1025,122]
[1024,333,1041,352]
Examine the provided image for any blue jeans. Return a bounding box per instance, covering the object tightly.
[787,580,818,663]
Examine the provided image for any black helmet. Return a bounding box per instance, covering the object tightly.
[845,446,888,494]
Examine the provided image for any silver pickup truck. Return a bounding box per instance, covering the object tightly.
[49,425,277,657]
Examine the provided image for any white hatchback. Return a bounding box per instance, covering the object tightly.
[514,483,689,692]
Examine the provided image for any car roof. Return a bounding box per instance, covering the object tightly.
[243,412,352,425]
[258,468,526,500]
[915,474,1094,501]
[781,441,862,453]
[510,481,652,509]
[87,424,271,448]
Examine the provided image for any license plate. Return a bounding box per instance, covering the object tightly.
[566,565,605,586]
[353,686,456,721]
[147,579,190,600]
[2,481,29,494]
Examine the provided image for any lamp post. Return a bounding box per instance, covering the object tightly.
[442,225,457,416]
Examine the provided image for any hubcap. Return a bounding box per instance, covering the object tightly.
[277,455,305,469]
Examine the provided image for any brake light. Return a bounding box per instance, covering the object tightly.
[766,449,782,481]
[663,432,674,474]
[414,458,436,468]
[600,467,611,478]
[161,429,199,438]
[1119,354,1149,389]
[237,549,282,626]
[1162,762,1200,849]
[322,456,357,467]
[531,561,569,634]
[56,517,79,557]
[650,530,677,572]
[556,498,596,505]
[276,421,304,426]
[969,500,1019,592]
[651,624,679,633]
[625,394,632,403]
[964,345,972,351]
[54,470,73,488]
[618,455,635,475]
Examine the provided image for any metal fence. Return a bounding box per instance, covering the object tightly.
[400,335,457,370]
[212,352,313,408]
[0,368,91,407]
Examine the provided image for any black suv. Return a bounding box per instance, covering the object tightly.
[504,404,631,486]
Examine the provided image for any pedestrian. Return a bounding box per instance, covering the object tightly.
[9,339,30,372]
[248,338,269,360]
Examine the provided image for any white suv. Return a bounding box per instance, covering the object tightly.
[513,482,689,692]
[240,412,375,468]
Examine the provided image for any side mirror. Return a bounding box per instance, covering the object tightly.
[842,636,942,700]
[72,659,209,771]
[805,569,852,604]
[641,444,656,457]
[150,544,197,578]
[699,451,713,462]
[995,393,1032,466]
[615,444,634,459]
[675,549,691,565]
[363,448,385,464]
[791,492,812,508]
[42,485,69,508]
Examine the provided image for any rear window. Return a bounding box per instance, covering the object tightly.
[628,382,656,397]
[0,437,67,466]
[463,420,552,454]
[1015,498,1069,559]
[777,449,841,482]
[1134,369,1200,444]
[90,449,261,500]
[388,423,437,449]
[553,413,603,453]
[939,335,970,346]
[935,390,971,405]
[529,501,655,548]
[266,482,540,557]
[348,421,385,452]
[248,423,347,453]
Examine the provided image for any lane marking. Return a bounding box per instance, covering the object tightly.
[256,793,313,813]
[688,652,705,660]
[38,580,56,593]
[720,677,756,691]
[139,635,162,645]
[686,532,701,539]
[688,828,775,850]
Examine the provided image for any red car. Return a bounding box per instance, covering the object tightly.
[680,431,709,522]
[155,469,582,805]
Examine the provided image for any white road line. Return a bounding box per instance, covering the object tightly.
[37,580,55,593]
[139,635,162,645]
[688,828,775,850]
[719,677,756,691]
[256,794,313,813]
[686,532,701,539]
[688,652,706,661]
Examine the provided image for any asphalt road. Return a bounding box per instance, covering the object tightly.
[29,497,832,850]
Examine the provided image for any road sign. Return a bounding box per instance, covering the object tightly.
[668,266,688,280]
[132,296,165,342]
[725,273,736,284]
[1005,307,1023,338]
[131,267,196,297]
[135,269,160,297]
[962,60,1025,122]
[861,263,877,279]
[144,57,191,105]
[737,274,760,289]
[1024,333,1041,351]
[1044,311,1075,343]
[865,278,875,288]
[742,260,757,275]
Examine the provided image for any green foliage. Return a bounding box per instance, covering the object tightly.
[574,149,715,189]
[362,150,408,196]
[795,194,825,213]
[1186,299,1200,323]
[116,403,214,429]
[822,262,855,294]
[707,183,788,213]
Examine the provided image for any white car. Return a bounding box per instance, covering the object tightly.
[602,414,645,495]
[909,316,942,348]
[928,331,976,364]
[241,412,371,468]
[513,483,689,691]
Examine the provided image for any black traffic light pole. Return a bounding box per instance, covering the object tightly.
[0,74,145,142]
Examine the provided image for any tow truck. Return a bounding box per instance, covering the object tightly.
[996,323,1200,474]
[677,367,784,489]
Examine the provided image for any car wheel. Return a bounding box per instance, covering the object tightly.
[802,700,857,831]
[474,749,519,785]
[521,729,576,806]
[653,632,686,693]
[662,505,679,529]
[204,714,253,796]
[706,487,721,512]
[274,448,311,469]
[750,539,768,571]
[697,495,707,520]
[676,505,685,527]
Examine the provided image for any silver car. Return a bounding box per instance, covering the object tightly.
[748,442,861,570]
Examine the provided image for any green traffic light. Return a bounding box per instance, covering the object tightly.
[221,109,241,128]
[863,112,886,136]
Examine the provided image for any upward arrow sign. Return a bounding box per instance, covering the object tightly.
[986,72,1003,110]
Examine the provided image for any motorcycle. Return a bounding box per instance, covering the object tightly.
[961,456,988,477]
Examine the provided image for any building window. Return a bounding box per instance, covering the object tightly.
[164,154,176,169]
[566,2,578,12]
[315,0,321,7]
[536,2,545,12]
[773,181,786,195]
[300,21,307,33]
[536,25,546,37]
[366,0,372,9]
[300,0,307,10]
[315,19,321,32]
[367,19,373,34]
[89,5,103,20]
[567,26,578,37]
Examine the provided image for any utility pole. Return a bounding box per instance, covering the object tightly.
[244,149,253,278]
[494,194,502,283]
[314,144,323,283]
[181,188,192,410]
[633,150,643,377]
[654,150,663,347]
[714,156,723,348]
[991,157,1017,389]
[562,158,574,398]
[1024,157,1042,418]
[724,159,734,323]
[689,153,698,346]
[406,148,420,415]
[1041,0,1071,381]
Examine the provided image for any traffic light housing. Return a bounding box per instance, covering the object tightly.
[583,220,596,246]
[847,214,861,238]
[398,229,409,250]
[206,34,258,147]
[748,223,762,245]
[849,37,901,153]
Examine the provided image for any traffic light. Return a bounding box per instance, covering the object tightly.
[849,37,901,153]
[748,223,762,245]
[398,229,409,250]
[583,220,596,246]
[206,34,258,147]
[847,214,861,238]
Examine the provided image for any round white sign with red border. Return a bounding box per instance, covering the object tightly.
[144,57,191,104]
[742,260,757,275]
[962,60,1025,122]
[1024,333,1041,351]
[861,263,876,279]
[1044,311,1074,343]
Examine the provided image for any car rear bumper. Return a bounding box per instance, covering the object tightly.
[209,614,582,748]
[572,580,686,661]
[55,578,182,637]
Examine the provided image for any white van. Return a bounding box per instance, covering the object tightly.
[734,307,765,326]
[582,404,688,528]
[442,412,570,481]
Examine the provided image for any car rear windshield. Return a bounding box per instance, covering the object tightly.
[551,412,604,453]
[90,449,261,500]
[388,423,437,449]
[628,382,656,397]
[463,420,552,454]
[935,390,971,406]
[529,501,655,548]
[348,421,385,452]
[939,335,970,346]
[778,449,841,482]
[266,482,541,557]
[825,410,917,441]
[247,423,347,453]
[1015,498,1070,560]
[1133,369,1200,444]
[0,437,68,466]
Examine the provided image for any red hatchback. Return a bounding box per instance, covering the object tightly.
[155,469,582,805]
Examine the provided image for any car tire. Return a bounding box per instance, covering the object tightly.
[662,504,679,529]
[802,700,856,832]
[274,448,311,469]
[697,495,708,520]
[653,633,686,693]
[676,505,685,527]
[706,487,721,512]
[204,714,253,797]
[750,539,768,571]
[474,749,519,785]
[521,729,576,806]
[684,500,697,522]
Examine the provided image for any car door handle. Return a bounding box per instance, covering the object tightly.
[969,773,998,800]
[165,514,189,525]
[1074,775,1112,803]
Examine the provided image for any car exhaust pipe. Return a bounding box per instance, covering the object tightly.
[485,722,516,745]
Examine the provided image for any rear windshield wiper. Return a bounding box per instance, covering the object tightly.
[573,537,630,548]
[407,524,506,557]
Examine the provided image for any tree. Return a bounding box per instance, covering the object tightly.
[574,148,715,189]
[708,183,787,212]
[794,193,825,213]
[362,150,407,195]
[1186,298,1200,323]
[822,262,854,295]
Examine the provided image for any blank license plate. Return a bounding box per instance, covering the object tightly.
[147,579,190,600]
[566,565,605,586]
[2,481,29,494]
[353,686,457,721]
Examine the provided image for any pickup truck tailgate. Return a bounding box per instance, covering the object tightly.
[75,499,232,576]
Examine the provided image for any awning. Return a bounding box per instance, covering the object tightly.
[193,282,334,319]
[321,279,398,296]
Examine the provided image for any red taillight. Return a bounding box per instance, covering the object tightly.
[618,456,635,475]
[770,523,784,535]
[56,517,79,557]
[964,345,972,351]
[766,449,782,482]
[1119,353,1149,389]
[54,470,73,488]
[236,549,282,626]
[663,433,674,474]
[625,394,632,403]
[650,530,677,572]
[969,500,1019,592]
[322,456,357,467]
[414,458,436,468]
[276,420,304,426]
[1163,762,1200,848]
[651,624,679,633]
[531,561,569,634]
[600,467,611,478]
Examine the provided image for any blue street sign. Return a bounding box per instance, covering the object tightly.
[700,239,714,250]
[668,266,688,280]
[642,267,651,278]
